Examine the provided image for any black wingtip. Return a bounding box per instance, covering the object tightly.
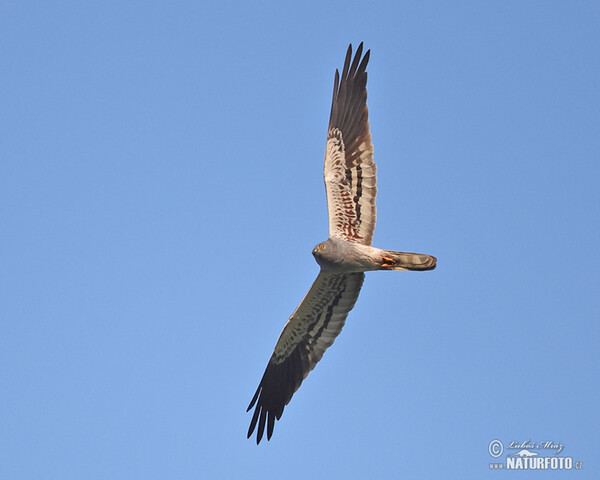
[360,49,370,73]
[350,43,363,74]
[341,44,353,80]
[247,385,260,412]
[247,404,260,438]
[267,411,275,440]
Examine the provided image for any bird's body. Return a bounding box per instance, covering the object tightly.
[247,43,436,444]
[313,237,436,273]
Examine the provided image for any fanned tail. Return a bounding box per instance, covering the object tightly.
[380,251,437,271]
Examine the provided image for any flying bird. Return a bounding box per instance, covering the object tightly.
[247,43,436,444]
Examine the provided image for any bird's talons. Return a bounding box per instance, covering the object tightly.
[381,256,396,267]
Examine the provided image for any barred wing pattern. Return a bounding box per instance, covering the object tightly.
[247,272,365,444]
[325,43,377,246]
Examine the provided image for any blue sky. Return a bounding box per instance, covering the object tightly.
[2,1,599,478]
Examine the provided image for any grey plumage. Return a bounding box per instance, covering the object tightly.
[247,43,436,444]
[313,237,436,273]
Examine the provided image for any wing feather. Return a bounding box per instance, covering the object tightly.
[325,43,377,245]
[247,272,364,444]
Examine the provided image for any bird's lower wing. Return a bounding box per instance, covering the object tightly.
[247,271,365,444]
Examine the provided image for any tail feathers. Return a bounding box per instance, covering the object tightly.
[380,251,437,271]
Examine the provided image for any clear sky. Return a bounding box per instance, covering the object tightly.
[2,1,599,479]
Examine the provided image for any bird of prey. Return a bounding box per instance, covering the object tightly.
[247,43,436,444]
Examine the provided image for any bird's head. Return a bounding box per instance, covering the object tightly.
[312,238,343,269]
[312,241,327,262]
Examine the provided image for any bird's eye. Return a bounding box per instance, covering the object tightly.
[318,244,324,251]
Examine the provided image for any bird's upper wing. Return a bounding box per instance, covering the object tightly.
[247,271,365,444]
[325,43,377,245]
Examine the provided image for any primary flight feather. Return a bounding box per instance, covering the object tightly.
[247,43,436,444]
